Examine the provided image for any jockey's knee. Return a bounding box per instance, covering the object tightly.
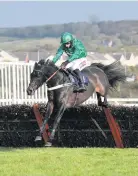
[71,62,81,70]
[65,62,73,69]
[66,66,73,72]
[72,65,81,71]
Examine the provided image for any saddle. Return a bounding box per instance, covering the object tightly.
[63,69,89,86]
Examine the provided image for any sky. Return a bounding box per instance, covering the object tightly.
[0,1,138,27]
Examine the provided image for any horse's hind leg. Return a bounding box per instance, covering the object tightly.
[96,92,108,108]
[96,92,103,106]
[103,95,108,108]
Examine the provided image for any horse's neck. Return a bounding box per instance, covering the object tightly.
[46,69,67,87]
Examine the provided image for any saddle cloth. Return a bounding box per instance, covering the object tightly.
[65,69,89,86]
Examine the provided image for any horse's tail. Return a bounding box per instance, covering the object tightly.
[91,61,127,88]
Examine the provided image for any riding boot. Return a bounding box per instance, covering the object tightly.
[66,69,80,93]
[73,84,80,93]
[73,69,87,92]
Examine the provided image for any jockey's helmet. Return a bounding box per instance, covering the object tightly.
[60,32,74,44]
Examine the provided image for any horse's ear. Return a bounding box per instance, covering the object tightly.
[45,59,50,65]
[39,59,45,65]
[34,62,38,68]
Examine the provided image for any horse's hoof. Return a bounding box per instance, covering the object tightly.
[73,89,79,93]
[35,136,42,142]
[45,142,52,147]
[98,101,108,108]
[98,102,103,107]
[102,103,108,108]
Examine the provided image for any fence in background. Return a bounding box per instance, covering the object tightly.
[0,62,47,106]
[0,62,138,106]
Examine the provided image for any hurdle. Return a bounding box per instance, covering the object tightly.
[33,103,50,144]
[103,107,124,148]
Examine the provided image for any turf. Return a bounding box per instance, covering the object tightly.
[0,147,138,176]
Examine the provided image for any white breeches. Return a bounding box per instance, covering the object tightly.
[54,52,91,71]
[65,57,88,71]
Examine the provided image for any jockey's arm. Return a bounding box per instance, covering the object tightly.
[52,46,64,63]
[68,41,87,62]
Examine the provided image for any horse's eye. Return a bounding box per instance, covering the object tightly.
[30,71,42,79]
[30,72,36,78]
[37,72,42,77]
[30,73,34,79]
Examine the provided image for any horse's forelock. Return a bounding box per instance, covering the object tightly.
[33,60,44,71]
[33,62,38,69]
[38,59,45,66]
[45,59,58,69]
[33,59,58,74]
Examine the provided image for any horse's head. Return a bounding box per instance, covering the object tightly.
[27,59,59,95]
[27,59,47,95]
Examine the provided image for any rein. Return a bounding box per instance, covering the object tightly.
[46,68,61,83]
[45,67,72,91]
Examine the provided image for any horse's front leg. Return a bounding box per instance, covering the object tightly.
[45,103,66,147]
[35,101,54,142]
[40,101,54,134]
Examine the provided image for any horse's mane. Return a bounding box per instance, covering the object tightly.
[91,62,105,69]
[38,59,59,70]
[46,60,59,69]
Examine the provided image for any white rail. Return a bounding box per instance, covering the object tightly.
[0,62,47,106]
[0,62,138,107]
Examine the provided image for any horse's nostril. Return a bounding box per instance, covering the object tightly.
[27,88,33,95]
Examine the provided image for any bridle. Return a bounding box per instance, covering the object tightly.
[33,67,61,83]
[33,67,72,91]
[45,68,61,83]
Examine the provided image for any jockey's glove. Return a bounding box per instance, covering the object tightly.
[61,60,70,69]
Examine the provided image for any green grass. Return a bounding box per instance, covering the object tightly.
[0,147,138,176]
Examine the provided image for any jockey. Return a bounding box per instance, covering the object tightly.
[52,32,88,93]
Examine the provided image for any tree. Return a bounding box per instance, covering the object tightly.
[89,14,100,25]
